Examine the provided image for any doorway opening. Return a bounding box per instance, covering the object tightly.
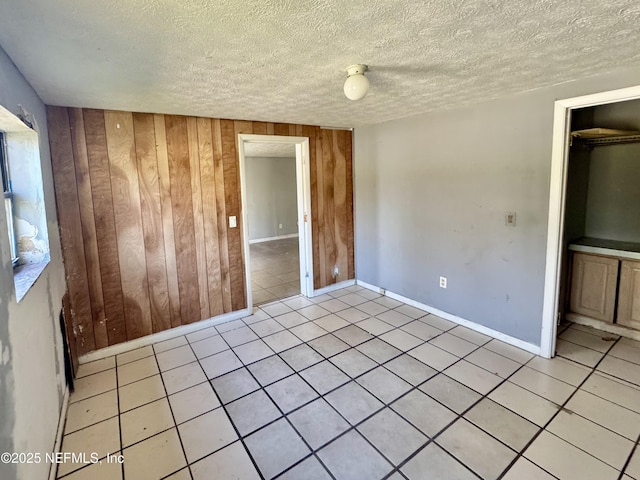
[542,86,640,358]
[238,134,313,309]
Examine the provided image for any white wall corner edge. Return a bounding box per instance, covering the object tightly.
[78,308,251,364]
[311,279,356,297]
[356,279,541,356]
[48,386,69,480]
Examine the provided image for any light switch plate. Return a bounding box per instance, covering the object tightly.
[229,216,237,228]
[505,212,516,226]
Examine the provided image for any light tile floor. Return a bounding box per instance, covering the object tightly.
[60,286,640,480]
[250,237,300,305]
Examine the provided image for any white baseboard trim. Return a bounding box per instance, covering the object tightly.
[249,233,299,244]
[566,313,640,342]
[356,280,541,356]
[79,308,251,364]
[49,386,69,480]
[312,279,356,297]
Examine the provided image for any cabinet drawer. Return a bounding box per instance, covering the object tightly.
[569,253,619,323]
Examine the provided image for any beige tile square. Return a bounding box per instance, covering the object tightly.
[70,369,117,403]
[65,390,118,434]
[401,443,477,480]
[501,457,557,480]
[116,346,154,366]
[565,390,640,441]
[123,428,186,480]
[164,469,191,480]
[117,355,159,386]
[169,382,221,424]
[626,447,640,479]
[162,361,207,395]
[597,355,640,386]
[547,410,634,469]
[524,430,618,480]
[178,408,238,463]
[200,349,243,378]
[465,398,539,451]
[448,326,491,346]
[408,343,458,371]
[153,336,188,354]
[191,334,228,359]
[119,375,166,412]
[191,441,260,480]
[581,372,640,414]
[484,339,535,364]
[379,329,423,351]
[376,309,412,327]
[400,320,441,341]
[610,342,640,366]
[419,314,456,331]
[444,360,503,395]
[357,317,395,336]
[186,326,219,343]
[121,398,175,447]
[156,345,197,372]
[262,330,303,353]
[437,418,516,479]
[429,333,477,357]
[526,355,591,386]
[314,314,350,332]
[76,357,115,378]
[57,417,120,477]
[556,339,604,367]
[489,381,559,426]
[60,459,123,480]
[560,327,616,353]
[465,347,521,378]
[509,366,575,404]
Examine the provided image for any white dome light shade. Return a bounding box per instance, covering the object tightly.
[344,64,369,101]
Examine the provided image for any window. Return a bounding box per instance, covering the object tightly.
[0,132,18,266]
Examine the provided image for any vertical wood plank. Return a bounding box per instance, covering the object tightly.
[69,108,108,349]
[83,109,127,345]
[212,119,232,312]
[47,106,96,354]
[187,117,211,320]
[274,123,289,136]
[315,128,327,287]
[288,124,297,136]
[322,129,337,284]
[154,115,182,328]
[104,110,153,340]
[345,130,355,279]
[197,118,223,316]
[266,123,275,135]
[165,115,201,324]
[253,122,267,135]
[133,113,171,333]
[221,119,246,311]
[333,130,348,282]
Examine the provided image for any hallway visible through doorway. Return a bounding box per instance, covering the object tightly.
[251,237,300,305]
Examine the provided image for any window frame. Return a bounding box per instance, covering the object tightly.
[0,131,18,266]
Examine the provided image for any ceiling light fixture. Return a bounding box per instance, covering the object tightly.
[343,64,369,101]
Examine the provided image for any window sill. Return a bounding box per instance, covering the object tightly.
[14,259,49,302]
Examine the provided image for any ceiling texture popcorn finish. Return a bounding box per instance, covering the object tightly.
[1,0,640,127]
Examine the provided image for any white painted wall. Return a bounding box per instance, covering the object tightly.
[245,156,298,241]
[354,64,640,346]
[0,46,67,480]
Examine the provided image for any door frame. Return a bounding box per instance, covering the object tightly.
[237,134,313,311]
[540,85,640,358]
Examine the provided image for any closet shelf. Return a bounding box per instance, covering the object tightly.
[571,128,640,147]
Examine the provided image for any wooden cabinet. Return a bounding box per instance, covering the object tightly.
[569,253,619,323]
[618,260,640,330]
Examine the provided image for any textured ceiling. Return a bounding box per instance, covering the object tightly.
[1,1,640,127]
[244,142,296,158]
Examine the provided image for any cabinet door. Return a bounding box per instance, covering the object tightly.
[617,260,640,330]
[569,253,619,322]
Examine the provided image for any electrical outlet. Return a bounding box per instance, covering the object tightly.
[380,288,386,295]
[332,265,339,278]
[279,223,283,229]
[439,276,447,288]
[229,216,237,228]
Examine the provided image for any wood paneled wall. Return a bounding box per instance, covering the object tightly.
[47,107,354,354]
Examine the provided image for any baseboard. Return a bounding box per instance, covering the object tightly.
[566,313,640,342]
[356,279,541,356]
[49,386,69,480]
[79,308,250,364]
[249,233,299,244]
[312,279,356,297]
